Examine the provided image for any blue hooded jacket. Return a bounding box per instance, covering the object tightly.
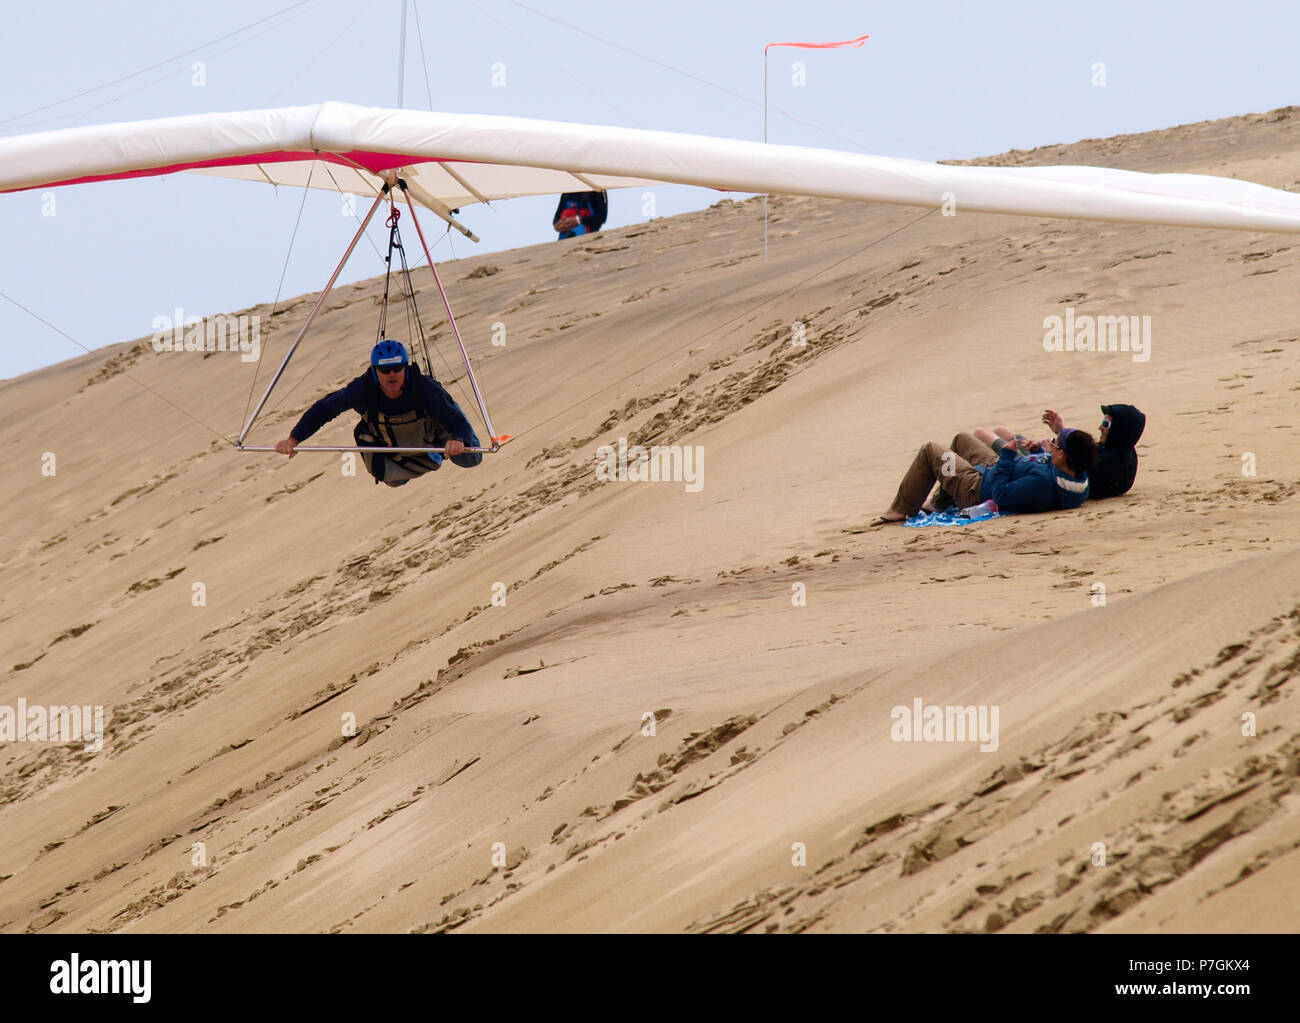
[975,446,1088,513]
[290,368,482,468]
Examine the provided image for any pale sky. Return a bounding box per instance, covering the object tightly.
[2,0,1297,379]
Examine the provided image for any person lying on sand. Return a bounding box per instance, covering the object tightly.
[273,340,482,487]
[970,403,1145,499]
[872,428,1096,525]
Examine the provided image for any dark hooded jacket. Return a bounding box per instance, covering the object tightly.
[290,366,482,468]
[1089,403,1145,498]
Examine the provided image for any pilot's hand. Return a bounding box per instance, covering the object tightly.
[275,437,298,458]
[444,439,466,458]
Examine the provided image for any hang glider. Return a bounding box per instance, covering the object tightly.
[3,101,1300,238]
[4,102,1300,463]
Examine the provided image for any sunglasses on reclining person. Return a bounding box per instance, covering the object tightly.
[1100,417,1112,429]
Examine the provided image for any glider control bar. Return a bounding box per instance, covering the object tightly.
[238,443,507,454]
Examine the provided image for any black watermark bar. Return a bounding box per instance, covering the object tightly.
[0,933,1287,1010]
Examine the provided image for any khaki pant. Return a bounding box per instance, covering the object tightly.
[928,432,998,511]
[952,432,998,467]
[889,433,994,517]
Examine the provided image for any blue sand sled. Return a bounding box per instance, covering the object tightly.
[903,508,1006,528]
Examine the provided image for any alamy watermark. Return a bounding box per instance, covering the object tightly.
[1043,307,1150,363]
[151,307,260,362]
[0,699,104,752]
[595,437,704,493]
[50,955,150,1003]
[890,697,999,752]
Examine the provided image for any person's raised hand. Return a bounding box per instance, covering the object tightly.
[1042,409,1064,434]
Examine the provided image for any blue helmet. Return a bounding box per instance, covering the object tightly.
[371,339,409,378]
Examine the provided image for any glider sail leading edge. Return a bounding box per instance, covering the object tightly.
[3,101,1300,234]
[5,102,1298,456]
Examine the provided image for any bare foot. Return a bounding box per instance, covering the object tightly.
[870,512,907,526]
[920,502,936,514]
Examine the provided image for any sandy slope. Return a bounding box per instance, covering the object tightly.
[1,107,1298,933]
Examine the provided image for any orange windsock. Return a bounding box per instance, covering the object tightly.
[764,34,868,53]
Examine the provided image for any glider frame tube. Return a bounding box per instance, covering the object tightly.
[236,188,387,448]
[398,181,500,450]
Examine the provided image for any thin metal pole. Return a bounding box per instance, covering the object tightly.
[763,48,768,263]
[399,182,501,450]
[397,0,407,108]
[237,189,387,446]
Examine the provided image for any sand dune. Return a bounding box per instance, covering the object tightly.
[1,106,1298,933]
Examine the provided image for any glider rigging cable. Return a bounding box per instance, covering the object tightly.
[238,159,317,434]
